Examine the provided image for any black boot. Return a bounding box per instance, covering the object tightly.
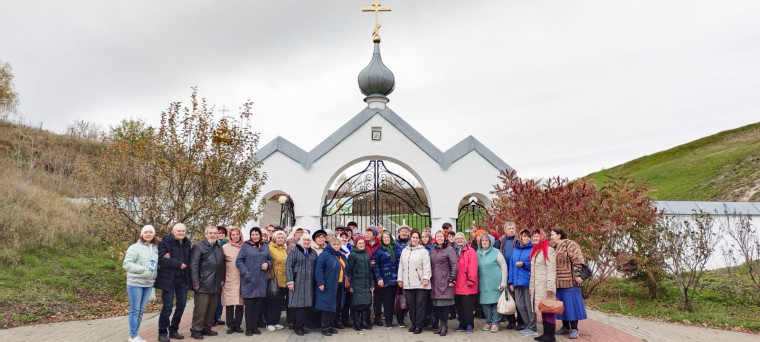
[353,311,362,331]
[534,322,546,341]
[539,323,556,342]
[439,322,448,336]
[361,310,373,330]
[433,320,442,335]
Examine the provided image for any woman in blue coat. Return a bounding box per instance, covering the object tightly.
[315,236,348,336]
[373,231,404,328]
[235,227,273,336]
[508,228,536,335]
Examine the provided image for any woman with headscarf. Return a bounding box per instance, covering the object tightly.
[453,232,477,333]
[286,233,318,336]
[347,238,375,334]
[509,228,536,336]
[373,230,405,329]
[220,226,244,334]
[123,225,158,342]
[477,232,508,333]
[286,226,305,253]
[550,227,587,340]
[236,227,272,336]
[529,228,556,342]
[315,236,348,336]
[397,230,431,334]
[429,230,458,336]
[265,230,288,332]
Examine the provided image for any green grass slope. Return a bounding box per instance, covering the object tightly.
[588,122,760,201]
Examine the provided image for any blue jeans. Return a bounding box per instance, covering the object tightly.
[481,303,501,325]
[127,285,153,337]
[158,279,188,335]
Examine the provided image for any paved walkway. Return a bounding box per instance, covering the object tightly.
[1,300,757,342]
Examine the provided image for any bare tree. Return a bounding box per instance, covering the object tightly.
[722,208,760,291]
[660,212,721,312]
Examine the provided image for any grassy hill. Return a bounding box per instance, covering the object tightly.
[588,122,760,201]
[0,120,136,328]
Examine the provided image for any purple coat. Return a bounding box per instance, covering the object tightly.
[429,243,458,300]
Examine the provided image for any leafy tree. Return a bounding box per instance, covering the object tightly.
[486,169,659,298]
[97,88,266,239]
[0,61,19,119]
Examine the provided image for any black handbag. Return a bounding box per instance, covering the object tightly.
[267,272,279,296]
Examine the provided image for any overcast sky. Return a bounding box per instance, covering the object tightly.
[2,0,759,179]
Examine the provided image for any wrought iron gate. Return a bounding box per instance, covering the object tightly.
[456,198,488,234]
[321,160,430,234]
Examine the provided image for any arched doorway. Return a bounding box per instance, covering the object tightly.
[321,159,430,235]
[456,194,489,235]
[259,192,296,229]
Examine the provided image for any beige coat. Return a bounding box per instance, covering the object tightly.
[221,243,243,306]
[529,246,556,312]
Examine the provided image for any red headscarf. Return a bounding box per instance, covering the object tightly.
[530,229,551,261]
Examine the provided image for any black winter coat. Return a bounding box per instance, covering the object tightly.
[154,233,192,291]
[190,239,226,293]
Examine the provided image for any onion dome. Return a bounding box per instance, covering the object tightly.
[358,43,395,103]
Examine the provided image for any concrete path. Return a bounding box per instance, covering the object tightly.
[1,300,757,342]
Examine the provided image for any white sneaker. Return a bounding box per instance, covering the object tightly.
[266,325,276,332]
[127,337,135,342]
[274,324,285,330]
[131,337,146,342]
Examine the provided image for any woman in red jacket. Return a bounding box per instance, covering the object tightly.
[452,232,478,333]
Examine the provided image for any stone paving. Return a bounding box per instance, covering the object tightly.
[1,300,758,342]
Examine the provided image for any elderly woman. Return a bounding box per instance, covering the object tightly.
[286,233,318,336]
[397,230,431,334]
[509,228,536,336]
[429,230,458,336]
[236,227,272,336]
[265,230,288,331]
[337,230,353,329]
[348,238,375,334]
[286,226,305,253]
[315,237,348,336]
[221,226,244,334]
[453,232,477,333]
[373,230,404,328]
[477,233,508,333]
[529,229,556,342]
[550,227,587,340]
[123,225,158,342]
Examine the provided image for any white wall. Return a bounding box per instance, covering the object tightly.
[251,112,502,232]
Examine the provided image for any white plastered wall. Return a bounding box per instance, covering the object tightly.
[249,111,501,233]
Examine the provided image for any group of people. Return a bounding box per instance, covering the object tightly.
[122,221,588,342]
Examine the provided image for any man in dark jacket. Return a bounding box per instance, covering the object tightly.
[189,226,226,339]
[155,223,192,342]
[498,222,520,329]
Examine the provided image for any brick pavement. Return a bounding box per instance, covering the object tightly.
[1,300,758,342]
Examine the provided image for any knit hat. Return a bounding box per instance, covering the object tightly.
[397,225,411,233]
[473,229,486,240]
[141,225,156,235]
[365,225,378,236]
[347,221,358,228]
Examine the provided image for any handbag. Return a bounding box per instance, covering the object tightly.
[267,271,279,296]
[538,298,564,314]
[564,240,592,281]
[497,289,516,315]
[394,288,407,310]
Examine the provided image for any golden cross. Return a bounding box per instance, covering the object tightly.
[362,1,391,43]
[218,105,229,115]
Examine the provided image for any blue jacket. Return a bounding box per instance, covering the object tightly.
[372,244,403,285]
[236,242,273,298]
[314,247,347,312]
[508,241,532,287]
[500,235,517,265]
